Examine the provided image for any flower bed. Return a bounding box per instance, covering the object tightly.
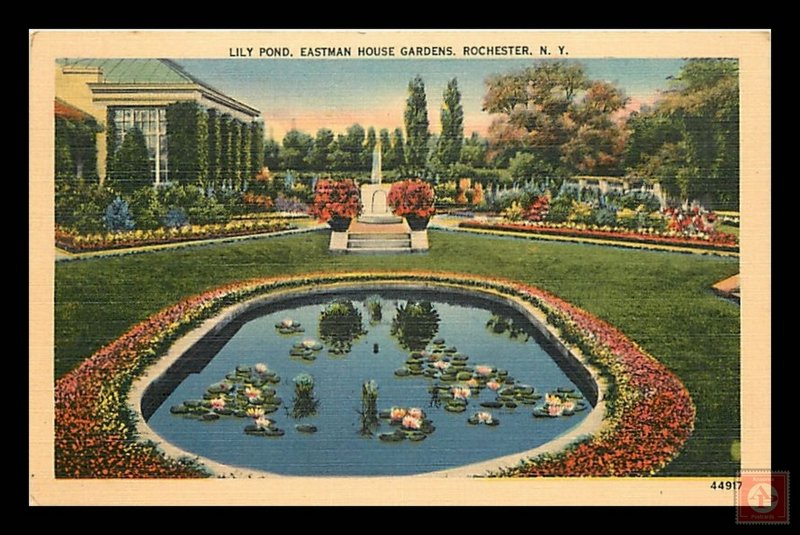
[55,219,296,253]
[55,271,694,478]
[458,220,739,252]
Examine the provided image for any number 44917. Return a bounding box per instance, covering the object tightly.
[710,481,742,490]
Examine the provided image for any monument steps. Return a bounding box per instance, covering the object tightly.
[347,231,412,252]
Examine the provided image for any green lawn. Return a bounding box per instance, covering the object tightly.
[55,230,740,476]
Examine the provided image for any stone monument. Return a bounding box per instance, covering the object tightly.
[359,140,402,224]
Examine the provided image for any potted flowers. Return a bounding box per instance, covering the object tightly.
[309,178,361,231]
[387,179,435,230]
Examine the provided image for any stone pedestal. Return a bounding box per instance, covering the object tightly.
[359,184,402,224]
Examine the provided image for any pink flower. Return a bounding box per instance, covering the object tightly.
[451,386,471,400]
[434,361,450,370]
[244,386,262,400]
[210,398,225,410]
[548,404,563,417]
[254,417,272,429]
[486,380,501,391]
[390,407,407,421]
[475,365,493,376]
[466,378,479,388]
[477,411,493,424]
[402,415,422,430]
[563,401,576,412]
[407,407,424,419]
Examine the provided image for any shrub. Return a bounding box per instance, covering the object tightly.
[103,197,135,232]
[55,183,115,233]
[187,195,228,225]
[309,179,361,221]
[619,191,661,212]
[128,187,165,230]
[111,128,151,195]
[592,206,617,227]
[163,207,189,229]
[387,179,436,218]
[547,196,573,223]
[568,201,594,225]
[502,201,525,222]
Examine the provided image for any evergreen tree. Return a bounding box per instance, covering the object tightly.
[310,128,335,169]
[437,78,464,168]
[404,75,430,175]
[387,127,406,171]
[112,127,150,194]
[363,126,377,170]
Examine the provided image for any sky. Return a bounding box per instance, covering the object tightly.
[178,58,686,141]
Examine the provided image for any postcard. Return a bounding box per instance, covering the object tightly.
[29,30,773,511]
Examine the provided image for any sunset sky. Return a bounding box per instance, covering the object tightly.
[178,58,685,141]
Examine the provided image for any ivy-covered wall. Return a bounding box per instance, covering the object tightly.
[55,115,101,183]
[207,109,221,190]
[166,102,209,186]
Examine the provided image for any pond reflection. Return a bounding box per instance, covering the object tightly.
[390,301,440,351]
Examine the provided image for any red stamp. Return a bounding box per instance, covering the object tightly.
[736,471,790,524]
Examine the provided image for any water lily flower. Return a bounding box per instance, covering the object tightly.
[244,386,262,400]
[466,378,479,388]
[301,339,319,349]
[402,415,422,430]
[486,380,501,391]
[545,393,562,406]
[562,401,576,412]
[254,417,272,429]
[477,411,493,424]
[548,404,564,417]
[210,397,226,410]
[254,363,268,374]
[390,407,407,421]
[434,360,450,370]
[407,407,424,419]
[475,365,493,376]
[451,386,471,401]
[246,407,265,419]
[281,318,294,328]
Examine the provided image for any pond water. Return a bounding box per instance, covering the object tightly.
[147,289,593,476]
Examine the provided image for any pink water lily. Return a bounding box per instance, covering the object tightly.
[477,411,493,424]
[210,398,226,410]
[244,386,262,400]
[434,360,450,370]
[402,415,422,430]
[475,365,493,376]
[451,386,471,401]
[548,404,564,417]
[486,380,501,391]
[407,407,424,419]
[390,407,407,421]
[562,401,576,412]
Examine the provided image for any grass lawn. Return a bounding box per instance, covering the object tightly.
[717,222,740,237]
[54,230,740,476]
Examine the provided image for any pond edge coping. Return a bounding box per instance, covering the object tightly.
[127,278,608,479]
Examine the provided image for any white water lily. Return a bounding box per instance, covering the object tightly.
[254,363,268,374]
[477,411,493,424]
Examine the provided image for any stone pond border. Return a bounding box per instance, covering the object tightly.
[55,272,696,478]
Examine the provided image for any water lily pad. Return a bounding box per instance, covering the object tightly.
[201,412,220,421]
[406,431,427,442]
[532,409,552,418]
[225,373,239,381]
[236,366,252,374]
[439,374,456,382]
[423,369,438,377]
[444,347,458,354]
[456,371,473,381]
[515,385,534,394]
[169,404,189,414]
[449,360,466,368]
[234,410,248,418]
[262,405,279,414]
[432,338,446,345]
[301,354,317,361]
[215,408,233,416]
[504,401,518,409]
[452,354,469,362]
[467,416,480,425]
[445,403,466,413]
[295,424,318,433]
[244,425,267,436]
[379,431,404,442]
[378,410,391,419]
[557,387,575,394]
[409,368,424,376]
[394,367,410,377]
[264,428,285,437]
[480,401,504,409]
[420,422,436,434]
[183,400,201,407]
[503,378,515,385]
[405,357,423,365]
[496,369,508,377]
[485,419,500,426]
[566,392,584,400]
[289,348,307,357]
[574,401,588,412]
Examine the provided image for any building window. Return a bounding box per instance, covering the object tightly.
[111,107,169,184]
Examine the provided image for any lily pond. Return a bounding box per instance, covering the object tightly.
[146,289,594,476]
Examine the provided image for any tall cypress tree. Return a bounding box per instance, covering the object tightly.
[404,75,430,176]
[387,127,406,171]
[207,109,220,190]
[250,121,264,178]
[219,114,232,188]
[437,78,464,168]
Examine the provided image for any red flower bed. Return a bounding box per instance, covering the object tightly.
[459,220,739,252]
[308,179,361,221]
[55,272,695,478]
[387,179,436,218]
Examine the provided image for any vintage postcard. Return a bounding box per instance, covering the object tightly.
[30,30,772,508]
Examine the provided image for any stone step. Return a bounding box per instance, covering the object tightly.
[345,247,416,255]
[348,238,411,249]
[348,233,410,241]
[358,215,403,224]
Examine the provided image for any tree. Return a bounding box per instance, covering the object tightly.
[483,62,629,173]
[385,128,405,171]
[166,101,209,186]
[281,129,314,170]
[309,128,335,170]
[207,109,221,189]
[437,78,464,168]
[624,59,739,208]
[112,127,150,194]
[460,132,488,168]
[263,138,280,170]
[404,75,430,175]
[250,121,265,178]
[333,124,366,171]
[219,114,233,187]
